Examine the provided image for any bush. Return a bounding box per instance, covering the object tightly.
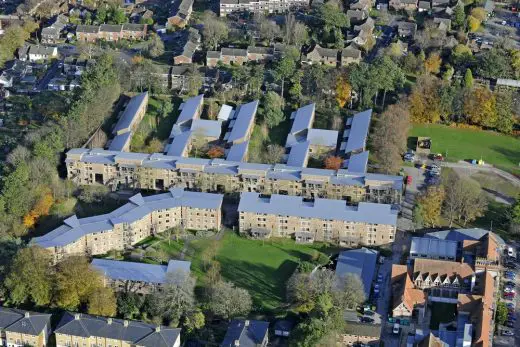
[297,261,316,273]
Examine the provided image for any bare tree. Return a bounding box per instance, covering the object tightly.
[208,281,252,320]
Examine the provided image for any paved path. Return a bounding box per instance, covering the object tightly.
[442,161,520,187]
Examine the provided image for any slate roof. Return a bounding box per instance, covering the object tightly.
[91,259,191,284]
[247,46,274,55]
[426,228,505,246]
[344,109,372,153]
[0,307,51,337]
[335,247,378,298]
[286,141,310,167]
[55,312,180,347]
[191,119,222,138]
[76,25,99,34]
[346,150,369,173]
[113,92,148,135]
[218,104,234,121]
[28,45,57,56]
[227,100,258,143]
[313,44,338,58]
[307,129,338,147]
[410,237,458,260]
[226,141,249,162]
[289,104,315,137]
[108,132,132,151]
[221,48,248,57]
[175,94,204,127]
[342,46,362,59]
[221,320,269,347]
[100,24,123,33]
[207,51,221,59]
[238,193,398,225]
[122,23,146,32]
[32,189,223,248]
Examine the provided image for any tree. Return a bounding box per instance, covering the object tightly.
[0,24,33,68]
[323,156,342,170]
[511,49,520,78]
[452,4,466,29]
[284,13,309,47]
[183,309,205,334]
[463,68,474,88]
[263,145,285,164]
[471,7,487,22]
[54,256,103,310]
[467,15,481,32]
[77,41,97,60]
[4,246,54,306]
[117,292,144,319]
[207,146,225,158]
[318,1,349,31]
[416,186,445,227]
[258,16,280,45]
[510,197,520,234]
[408,76,442,123]
[335,75,352,108]
[424,52,442,74]
[112,8,127,24]
[185,65,203,96]
[88,287,117,317]
[463,86,497,127]
[372,103,410,174]
[336,273,365,309]
[96,7,108,23]
[147,33,165,58]
[144,138,163,154]
[496,301,508,326]
[201,11,228,50]
[153,271,196,326]
[477,49,513,79]
[262,91,285,128]
[274,56,296,100]
[208,281,252,320]
[495,90,515,133]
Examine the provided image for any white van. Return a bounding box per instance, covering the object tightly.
[508,247,514,257]
[393,323,400,334]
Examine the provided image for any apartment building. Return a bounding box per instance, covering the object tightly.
[92,258,191,294]
[219,0,310,17]
[32,188,223,262]
[65,148,403,203]
[238,192,398,245]
[55,312,181,347]
[0,307,52,347]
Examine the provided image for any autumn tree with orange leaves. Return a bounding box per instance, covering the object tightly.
[335,75,352,108]
[207,146,225,159]
[23,191,54,228]
[324,156,343,170]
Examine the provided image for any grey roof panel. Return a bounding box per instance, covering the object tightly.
[286,141,310,167]
[289,104,315,135]
[175,94,204,125]
[221,320,269,347]
[335,248,378,298]
[166,131,192,156]
[227,100,258,143]
[347,150,369,173]
[113,92,148,135]
[238,193,398,225]
[410,237,458,259]
[91,259,190,284]
[226,141,249,162]
[0,307,51,336]
[108,132,132,151]
[191,119,222,138]
[344,109,371,153]
[307,129,338,147]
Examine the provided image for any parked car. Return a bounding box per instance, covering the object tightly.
[431,153,444,161]
[393,323,400,334]
[364,310,376,316]
[360,316,375,323]
[377,274,383,283]
[403,153,415,162]
[506,281,516,287]
[507,303,516,309]
[504,287,515,293]
[502,330,514,336]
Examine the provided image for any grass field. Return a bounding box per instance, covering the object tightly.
[127,232,343,314]
[409,124,520,175]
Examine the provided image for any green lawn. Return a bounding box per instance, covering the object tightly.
[124,231,343,314]
[409,124,520,176]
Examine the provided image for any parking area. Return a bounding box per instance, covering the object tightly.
[494,244,520,347]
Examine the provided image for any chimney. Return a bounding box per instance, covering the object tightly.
[124,320,129,327]
[74,314,80,320]
[155,326,161,332]
[234,340,240,347]
[24,312,30,318]
[245,320,250,327]
[107,318,112,325]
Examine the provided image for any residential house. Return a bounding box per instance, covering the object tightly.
[305,44,338,66]
[238,192,398,245]
[219,0,310,17]
[32,188,223,261]
[247,46,274,62]
[63,57,94,75]
[76,25,99,42]
[122,23,148,40]
[221,48,248,65]
[167,0,194,28]
[418,0,431,11]
[99,24,123,41]
[154,64,172,90]
[171,65,190,90]
[347,9,368,24]
[350,0,372,11]
[433,17,452,31]
[55,312,181,347]
[432,0,450,8]
[41,25,63,43]
[21,44,58,62]
[174,41,198,65]
[0,307,52,347]
[396,21,418,38]
[389,0,418,11]
[221,320,269,347]
[341,46,362,65]
[206,51,221,67]
[92,258,191,293]
[342,310,381,346]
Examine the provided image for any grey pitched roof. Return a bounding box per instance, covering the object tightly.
[28,45,56,56]
[418,0,431,9]
[288,103,315,139]
[221,48,248,57]
[207,51,221,59]
[55,312,180,346]
[247,46,274,55]
[166,131,192,156]
[32,189,223,248]
[76,25,99,34]
[122,23,146,32]
[108,132,132,151]
[226,141,249,162]
[307,129,338,147]
[346,150,369,173]
[174,94,204,128]
[100,24,123,33]
[425,228,505,246]
[91,259,191,284]
[238,192,398,225]
[221,320,269,347]
[113,92,148,135]
[179,41,198,58]
[286,141,310,167]
[335,247,378,298]
[314,44,338,58]
[227,100,259,143]
[0,307,51,337]
[344,109,371,153]
[342,46,362,59]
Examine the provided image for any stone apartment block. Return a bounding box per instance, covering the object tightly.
[99,24,123,41]
[55,312,181,347]
[219,0,310,16]
[238,192,398,245]
[32,188,223,262]
[64,148,403,204]
[0,307,52,347]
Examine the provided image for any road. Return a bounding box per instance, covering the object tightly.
[36,60,59,91]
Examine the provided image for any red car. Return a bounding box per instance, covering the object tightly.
[432,154,444,161]
[406,176,412,185]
